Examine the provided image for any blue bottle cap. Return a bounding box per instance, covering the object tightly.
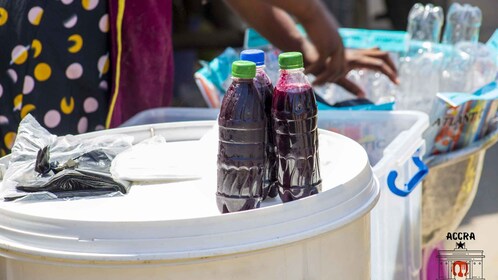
[240,49,265,66]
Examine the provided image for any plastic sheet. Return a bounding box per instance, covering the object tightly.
[110,135,207,182]
[1,115,133,201]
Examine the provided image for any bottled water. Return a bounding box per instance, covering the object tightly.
[406,3,444,56]
[397,3,444,114]
[396,51,443,114]
[456,42,497,92]
[442,3,482,45]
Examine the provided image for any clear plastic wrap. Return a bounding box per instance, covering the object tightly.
[1,115,134,201]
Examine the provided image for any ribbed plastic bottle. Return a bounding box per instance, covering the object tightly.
[217,60,266,213]
[406,3,444,56]
[272,52,321,202]
[396,3,444,114]
[407,3,444,56]
[442,3,482,45]
[240,49,278,200]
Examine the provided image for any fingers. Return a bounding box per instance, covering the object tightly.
[363,48,398,75]
[350,56,399,85]
[345,48,398,81]
[310,57,346,85]
[313,69,333,85]
[306,47,399,87]
[335,77,366,98]
[305,61,326,76]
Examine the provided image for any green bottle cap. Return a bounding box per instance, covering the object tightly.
[278,52,304,69]
[231,60,256,79]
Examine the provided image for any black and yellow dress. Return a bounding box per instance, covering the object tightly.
[0,0,111,155]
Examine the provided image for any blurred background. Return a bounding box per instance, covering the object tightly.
[171,0,497,107]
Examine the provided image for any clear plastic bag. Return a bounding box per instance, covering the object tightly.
[1,115,134,201]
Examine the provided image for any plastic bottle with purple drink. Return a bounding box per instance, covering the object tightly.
[217,60,266,213]
[240,49,278,200]
[272,52,322,202]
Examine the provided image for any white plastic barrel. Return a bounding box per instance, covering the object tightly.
[0,122,379,280]
[123,108,431,280]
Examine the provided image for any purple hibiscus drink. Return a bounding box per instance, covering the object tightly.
[272,52,322,202]
[240,49,278,200]
[217,60,266,213]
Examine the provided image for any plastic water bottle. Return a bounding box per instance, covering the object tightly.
[439,46,473,92]
[396,3,444,113]
[406,3,444,56]
[442,3,482,45]
[347,70,397,104]
[440,42,497,93]
[217,61,266,213]
[457,42,497,92]
[272,52,321,202]
[240,49,278,200]
[396,51,443,114]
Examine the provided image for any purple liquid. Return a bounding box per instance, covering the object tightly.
[272,83,322,202]
[217,79,266,213]
[254,69,278,199]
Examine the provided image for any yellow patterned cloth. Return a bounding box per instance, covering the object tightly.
[0,0,111,155]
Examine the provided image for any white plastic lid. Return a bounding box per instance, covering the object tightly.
[0,122,379,264]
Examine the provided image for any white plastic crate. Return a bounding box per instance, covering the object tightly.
[317,111,429,280]
[122,108,429,280]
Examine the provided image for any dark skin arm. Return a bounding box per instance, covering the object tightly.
[225,0,398,97]
[223,0,319,63]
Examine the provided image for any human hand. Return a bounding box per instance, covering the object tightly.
[345,48,399,84]
[332,48,400,98]
[303,36,346,87]
[300,8,347,86]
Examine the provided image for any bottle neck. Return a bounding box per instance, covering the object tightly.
[232,77,254,83]
[276,67,309,88]
[279,68,304,74]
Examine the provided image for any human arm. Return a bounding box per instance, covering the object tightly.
[225,0,398,97]
[223,0,320,66]
[338,48,399,97]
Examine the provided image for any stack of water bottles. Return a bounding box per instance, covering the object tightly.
[397,2,492,109]
[395,3,498,155]
[216,51,322,213]
[312,68,398,106]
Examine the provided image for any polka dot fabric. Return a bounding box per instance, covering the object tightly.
[0,0,110,154]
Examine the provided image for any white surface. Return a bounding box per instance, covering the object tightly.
[0,216,371,280]
[60,108,430,280]
[370,112,428,280]
[110,136,203,182]
[0,127,367,222]
[0,121,378,280]
[45,108,430,280]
